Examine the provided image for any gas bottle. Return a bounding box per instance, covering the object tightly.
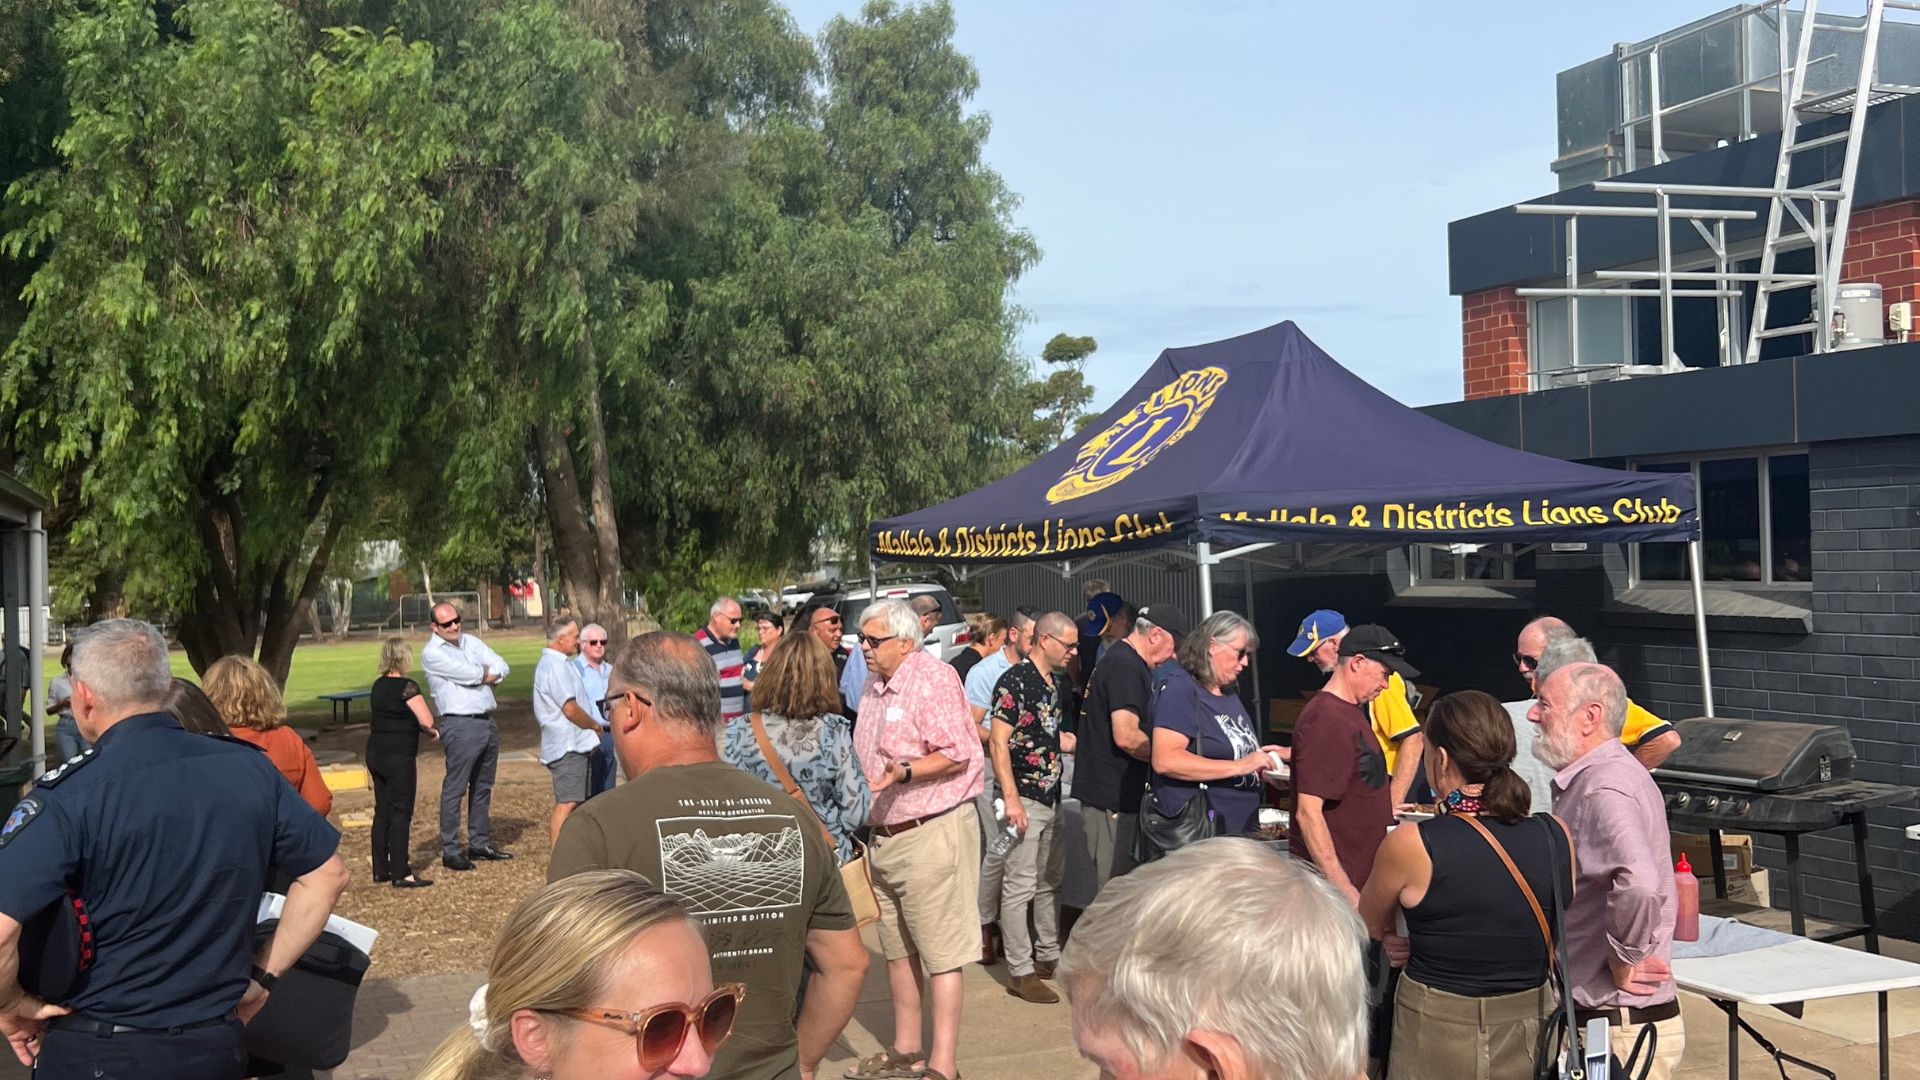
[1674,854,1701,942]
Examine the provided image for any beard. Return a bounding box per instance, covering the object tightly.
[1532,722,1586,771]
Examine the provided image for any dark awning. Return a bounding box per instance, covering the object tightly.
[870,321,1698,564]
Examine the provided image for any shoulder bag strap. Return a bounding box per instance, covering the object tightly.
[1457,814,1552,961]
[1541,813,1593,1077]
[749,713,836,850]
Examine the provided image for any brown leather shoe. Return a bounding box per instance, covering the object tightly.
[1034,959,1056,980]
[1007,973,1060,1004]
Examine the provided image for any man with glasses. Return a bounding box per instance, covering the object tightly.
[1074,602,1188,894]
[1511,617,1680,772]
[550,632,869,1080]
[573,622,617,794]
[963,605,1035,963]
[797,599,859,716]
[1288,609,1426,808]
[986,612,1079,1004]
[851,599,985,1080]
[1290,625,1418,907]
[422,601,513,871]
[694,597,748,727]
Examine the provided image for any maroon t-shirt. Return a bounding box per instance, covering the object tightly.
[1288,691,1393,888]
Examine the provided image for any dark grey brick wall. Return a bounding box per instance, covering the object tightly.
[1237,435,1920,937]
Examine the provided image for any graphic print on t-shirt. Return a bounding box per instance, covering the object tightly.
[1217,711,1258,760]
[657,813,806,914]
[1354,729,1388,790]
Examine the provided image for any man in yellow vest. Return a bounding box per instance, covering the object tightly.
[1288,610,1425,807]
[1516,616,1681,769]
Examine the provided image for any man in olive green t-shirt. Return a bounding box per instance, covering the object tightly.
[552,632,869,1080]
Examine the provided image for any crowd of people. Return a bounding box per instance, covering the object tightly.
[0,586,1698,1080]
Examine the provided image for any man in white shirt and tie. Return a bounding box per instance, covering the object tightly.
[422,602,513,871]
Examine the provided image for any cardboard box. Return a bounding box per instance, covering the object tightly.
[1268,698,1307,737]
[1671,831,1754,877]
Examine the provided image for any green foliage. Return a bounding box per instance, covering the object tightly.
[1,0,1045,662]
[1020,332,1098,453]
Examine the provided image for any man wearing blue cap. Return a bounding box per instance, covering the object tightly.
[1289,610,1426,808]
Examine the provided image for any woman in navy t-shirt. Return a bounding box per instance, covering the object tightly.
[1148,610,1285,835]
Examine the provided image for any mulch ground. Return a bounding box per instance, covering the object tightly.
[317,703,559,979]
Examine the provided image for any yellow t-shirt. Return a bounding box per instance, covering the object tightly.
[1622,698,1674,749]
[1368,672,1423,775]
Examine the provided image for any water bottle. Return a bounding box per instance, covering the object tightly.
[988,797,1021,857]
[1674,854,1700,942]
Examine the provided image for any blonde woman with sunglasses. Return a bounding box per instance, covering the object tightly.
[417,870,744,1080]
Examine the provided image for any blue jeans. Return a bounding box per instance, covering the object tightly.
[590,729,617,794]
[54,715,89,761]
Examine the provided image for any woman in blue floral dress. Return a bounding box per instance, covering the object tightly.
[723,632,871,862]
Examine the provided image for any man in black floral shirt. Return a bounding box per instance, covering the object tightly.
[987,610,1080,1004]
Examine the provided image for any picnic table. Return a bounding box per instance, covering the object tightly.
[316,689,371,727]
[1673,915,1920,1080]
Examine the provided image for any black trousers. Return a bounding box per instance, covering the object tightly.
[36,1018,247,1080]
[367,749,418,880]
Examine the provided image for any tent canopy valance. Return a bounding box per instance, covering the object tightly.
[869,321,1699,565]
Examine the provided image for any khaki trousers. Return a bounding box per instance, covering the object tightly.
[998,798,1063,976]
[1386,973,1553,1080]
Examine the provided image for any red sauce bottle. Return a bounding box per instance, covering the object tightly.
[1674,854,1701,942]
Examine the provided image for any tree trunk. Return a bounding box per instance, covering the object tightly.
[421,563,435,605]
[531,525,548,620]
[580,377,626,639]
[533,420,605,624]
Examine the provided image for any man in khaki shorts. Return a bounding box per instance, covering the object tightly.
[849,599,986,1080]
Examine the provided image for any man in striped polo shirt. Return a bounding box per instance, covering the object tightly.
[694,595,746,725]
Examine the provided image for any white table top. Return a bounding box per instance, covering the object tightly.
[1674,937,1920,1005]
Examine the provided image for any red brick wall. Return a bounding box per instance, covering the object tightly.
[1462,287,1530,400]
[1841,198,1920,312]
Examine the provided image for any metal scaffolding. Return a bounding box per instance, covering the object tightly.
[1519,0,1920,382]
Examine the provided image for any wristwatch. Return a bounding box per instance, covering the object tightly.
[898,760,914,783]
[250,965,280,992]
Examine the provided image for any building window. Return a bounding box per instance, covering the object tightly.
[1412,544,1536,584]
[1632,451,1810,585]
[1530,296,1630,388]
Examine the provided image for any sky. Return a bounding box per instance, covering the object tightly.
[781,0,1706,410]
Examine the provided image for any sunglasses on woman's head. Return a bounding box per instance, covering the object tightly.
[564,983,746,1071]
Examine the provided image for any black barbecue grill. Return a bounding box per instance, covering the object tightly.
[1654,717,1919,951]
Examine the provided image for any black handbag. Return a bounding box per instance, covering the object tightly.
[1533,818,1655,1080]
[243,918,372,1070]
[1133,682,1222,863]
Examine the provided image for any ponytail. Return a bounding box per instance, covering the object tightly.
[414,1024,513,1080]
[1479,765,1532,824]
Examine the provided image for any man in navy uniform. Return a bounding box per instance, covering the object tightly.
[0,619,349,1079]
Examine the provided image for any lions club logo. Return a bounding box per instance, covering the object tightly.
[1045,366,1228,505]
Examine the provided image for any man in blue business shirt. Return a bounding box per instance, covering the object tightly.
[573,622,616,794]
[422,602,513,871]
[0,620,348,1079]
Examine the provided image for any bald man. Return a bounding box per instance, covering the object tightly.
[1514,617,1680,769]
[422,602,513,869]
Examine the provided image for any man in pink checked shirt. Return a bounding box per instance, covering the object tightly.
[848,599,985,1080]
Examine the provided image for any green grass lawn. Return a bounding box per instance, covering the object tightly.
[39,631,548,728]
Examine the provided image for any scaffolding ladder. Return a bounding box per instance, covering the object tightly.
[1743,0,1914,361]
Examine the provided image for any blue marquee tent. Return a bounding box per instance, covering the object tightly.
[869,320,1719,712]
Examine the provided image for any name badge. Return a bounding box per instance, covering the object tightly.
[885,706,905,724]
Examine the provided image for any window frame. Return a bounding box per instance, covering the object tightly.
[1408,543,1539,586]
[1627,446,1811,590]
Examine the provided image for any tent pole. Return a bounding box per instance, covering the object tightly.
[1242,556,1261,709]
[27,511,46,778]
[1196,542,1215,617]
[1688,538,1715,718]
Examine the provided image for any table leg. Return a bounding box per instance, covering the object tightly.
[1881,990,1890,1080]
[1728,1000,1740,1080]
[1851,812,1880,954]
[1785,833,1807,938]
[1709,828,1729,900]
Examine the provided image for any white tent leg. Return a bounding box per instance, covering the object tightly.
[1689,539,1715,718]
[1196,542,1215,617]
[1242,557,1261,708]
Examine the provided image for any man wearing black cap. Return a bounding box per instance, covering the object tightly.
[1289,624,1419,908]
[1072,602,1188,894]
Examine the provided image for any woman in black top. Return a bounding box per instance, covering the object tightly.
[1359,690,1570,1080]
[949,612,1006,682]
[369,637,439,888]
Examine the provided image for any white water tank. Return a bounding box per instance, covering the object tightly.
[1832,283,1886,350]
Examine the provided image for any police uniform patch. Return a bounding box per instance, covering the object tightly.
[0,794,43,849]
